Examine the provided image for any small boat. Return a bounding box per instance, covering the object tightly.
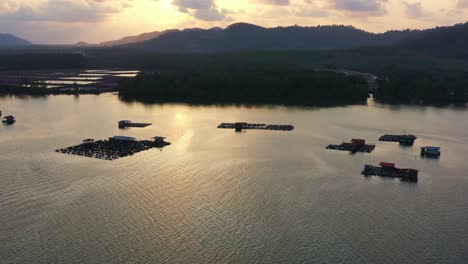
[421,146,441,158]
[2,115,15,125]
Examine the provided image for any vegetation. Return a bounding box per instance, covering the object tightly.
[374,69,468,104]
[0,81,49,94]
[118,67,368,106]
[0,52,85,70]
[0,81,102,95]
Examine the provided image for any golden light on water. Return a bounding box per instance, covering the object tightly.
[175,112,189,125]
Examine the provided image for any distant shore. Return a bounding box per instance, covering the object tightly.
[1,61,467,107]
[0,69,138,96]
[0,84,115,95]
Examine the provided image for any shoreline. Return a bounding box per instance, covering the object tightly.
[1,91,466,109]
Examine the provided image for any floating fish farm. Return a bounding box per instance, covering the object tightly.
[218,122,294,132]
[326,139,375,153]
[379,134,417,146]
[55,136,170,160]
[362,162,419,182]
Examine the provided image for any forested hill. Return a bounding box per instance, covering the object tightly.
[398,22,468,58]
[131,23,416,52]
[124,22,466,53]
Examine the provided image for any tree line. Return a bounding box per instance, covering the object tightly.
[118,66,369,106]
[374,69,468,104]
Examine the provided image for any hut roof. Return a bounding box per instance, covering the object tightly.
[111,136,137,141]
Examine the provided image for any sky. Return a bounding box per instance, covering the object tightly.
[0,0,467,44]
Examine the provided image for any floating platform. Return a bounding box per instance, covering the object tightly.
[379,134,417,146]
[2,115,15,125]
[118,120,152,129]
[362,162,418,182]
[421,146,441,158]
[56,136,170,160]
[217,122,294,132]
[326,139,375,153]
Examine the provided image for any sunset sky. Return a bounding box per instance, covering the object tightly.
[1,0,467,44]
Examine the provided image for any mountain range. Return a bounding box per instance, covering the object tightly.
[120,22,468,55]
[99,28,223,46]
[1,22,467,55]
[100,30,171,46]
[129,23,411,52]
[0,34,31,48]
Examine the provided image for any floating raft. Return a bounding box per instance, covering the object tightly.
[326,139,375,153]
[56,136,170,160]
[379,134,417,146]
[362,162,418,182]
[421,146,441,158]
[218,122,294,132]
[2,115,16,125]
[118,120,152,129]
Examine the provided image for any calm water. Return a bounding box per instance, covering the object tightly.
[1,94,467,264]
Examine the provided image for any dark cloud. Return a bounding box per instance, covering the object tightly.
[403,1,427,19]
[193,8,225,21]
[170,0,227,21]
[0,0,133,23]
[329,0,388,15]
[255,0,290,5]
[173,0,213,9]
[255,0,388,16]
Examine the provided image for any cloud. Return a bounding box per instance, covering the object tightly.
[170,0,227,21]
[403,1,428,19]
[329,0,388,15]
[255,0,291,5]
[173,0,212,9]
[457,0,468,8]
[274,0,329,17]
[294,8,329,17]
[193,7,225,20]
[251,0,330,18]
[0,0,133,23]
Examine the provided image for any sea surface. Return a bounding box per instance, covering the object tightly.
[1,94,467,264]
